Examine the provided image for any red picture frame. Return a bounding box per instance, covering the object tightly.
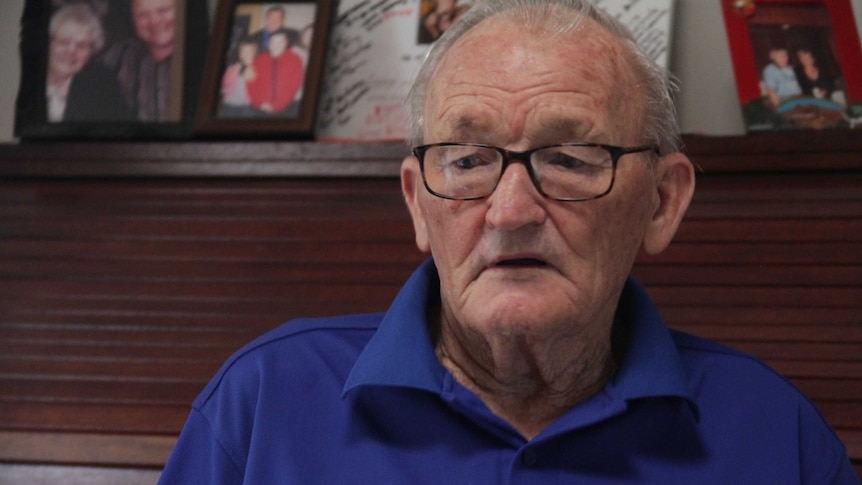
[721,0,862,131]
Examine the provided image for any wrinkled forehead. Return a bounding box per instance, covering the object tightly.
[132,0,175,13]
[424,14,644,142]
[54,19,92,39]
[444,13,630,73]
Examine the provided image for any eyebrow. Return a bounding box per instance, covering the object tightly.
[440,115,594,144]
[535,117,594,143]
[447,117,487,141]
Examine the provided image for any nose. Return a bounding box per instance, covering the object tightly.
[485,163,547,230]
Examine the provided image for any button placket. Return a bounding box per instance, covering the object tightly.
[521,448,538,467]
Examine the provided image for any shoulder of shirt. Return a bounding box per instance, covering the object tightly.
[668,329,851,472]
[256,312,383,343]
[668,328,821,404]
[670,329,778,374]
[100,37,144,64]
[220,313,383,365]
[193,313,383,407]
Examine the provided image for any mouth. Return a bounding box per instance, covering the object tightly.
[492,257,548,268]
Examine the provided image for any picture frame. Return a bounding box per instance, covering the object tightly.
[720,0,862,132]
[14,0,209,140]
[194,0,334,139]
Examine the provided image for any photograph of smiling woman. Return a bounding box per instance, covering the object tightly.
[45,3,133,122]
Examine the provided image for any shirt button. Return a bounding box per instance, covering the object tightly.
[521,449,538,467]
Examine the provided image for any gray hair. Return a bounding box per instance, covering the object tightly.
[405,0,681,155]
[49,3,106,52]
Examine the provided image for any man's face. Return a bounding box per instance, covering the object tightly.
[49,20,94,80]
[404,16,662,340]
[269,33,288,57]
[132,0,176,52]
[770,49,789,68]
[265,10,285,32]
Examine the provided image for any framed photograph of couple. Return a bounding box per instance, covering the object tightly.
[194,0,334,138]
[14,0,209,140]
[721,0,862,132]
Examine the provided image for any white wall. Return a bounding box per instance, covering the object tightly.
[1,0,860,142]
[672,0,745,136]
[0,0,25,143]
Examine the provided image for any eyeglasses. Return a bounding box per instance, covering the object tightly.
[51,36,95,53]
[412,142,657,202]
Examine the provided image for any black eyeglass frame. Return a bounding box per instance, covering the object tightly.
[411,142,659,202]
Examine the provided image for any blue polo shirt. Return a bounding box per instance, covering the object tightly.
[159,260,857,484]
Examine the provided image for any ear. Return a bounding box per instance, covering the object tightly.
[401,155,431,253]
[643,152,696,255]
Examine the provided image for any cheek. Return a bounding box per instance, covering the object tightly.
[597,180,655,259]
[420,199,484,269]
[161,13,176,28]
[49,46,63,62]
[74,48,91,63]
[421,201,461,256]
[560,179,653,272]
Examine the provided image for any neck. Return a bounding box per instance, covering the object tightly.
[150,45,172,62]
[435,312,617,440]
[47,71,72,89]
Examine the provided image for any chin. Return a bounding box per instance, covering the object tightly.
[473,310,571,340]
[477,291,577,332]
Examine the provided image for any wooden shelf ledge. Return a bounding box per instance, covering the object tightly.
[0,131,860,178]
[0,431,175,468]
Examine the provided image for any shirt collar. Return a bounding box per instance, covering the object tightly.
[343,259,445,395]
[607,280,699,415]
[343,260,698,416]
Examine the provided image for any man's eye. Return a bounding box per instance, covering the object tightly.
[453,155,486,169]
[547,153,588,169]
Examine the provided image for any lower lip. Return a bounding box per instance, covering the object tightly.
[487,263,549,273]
[496,258,546,266]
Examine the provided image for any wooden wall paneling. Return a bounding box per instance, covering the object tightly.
[0,178,425,443]
[0,463,162,485]
[0,131,861,178]
[1,136,860,480]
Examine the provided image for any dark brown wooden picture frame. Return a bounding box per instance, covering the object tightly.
[195,0,334,139]
[14,0,209,140]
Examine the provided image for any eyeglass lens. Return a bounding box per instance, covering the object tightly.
[420,144,616,200]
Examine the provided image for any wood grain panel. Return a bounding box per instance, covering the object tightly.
[0,151,860,478]
[0,463,162,485]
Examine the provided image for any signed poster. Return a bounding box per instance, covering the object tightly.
[315,0,675,142]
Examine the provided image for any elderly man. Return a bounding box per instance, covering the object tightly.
[100,0,177,121]
[159,0,857,483]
